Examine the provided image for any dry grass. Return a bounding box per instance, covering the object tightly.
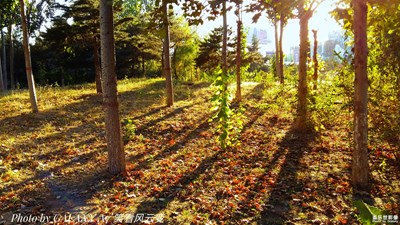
[0,77,398,224]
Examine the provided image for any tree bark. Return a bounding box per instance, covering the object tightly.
[235,19,242,102]
[93,40,102,94]
[312,29,318,91]
[397,70,400,102]
[2,30,7,90]
[100,0,126,175]
[352,0,369,190]
[9,24,15,90]
[142,58,145,77]
[20,0,39,113]
[163,1,174,107]
[222,1,228,76]
[279,17,284,84]
[273,18,280,79]
[296,8,311,131]
[0,53,3,92]
[172,47,178,80]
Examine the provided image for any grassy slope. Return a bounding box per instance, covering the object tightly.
[0,77,398,224]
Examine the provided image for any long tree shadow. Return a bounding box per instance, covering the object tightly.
[133,104,198,136]
[0,147,111,221]
[0,79,205,214]
[133,149,223,217]
[127,114,211,172]
[0,79,213,220]
[258,128,316,224]
[128,106,271,220]
[0,79,209,137]
[245,83,265,101]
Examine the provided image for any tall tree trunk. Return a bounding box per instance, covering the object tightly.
[312,29,318,91]
[235,18,242,102]
[2,30,7,90]
[163,1,174,107]
[279,17,284,84]
[172,47,178,80]
[131,61,136,77]
[61,67,65,87]
[273,18,280,79]
[9,25,15,90]
[0,54,3,92]
[352,0,369,190]
[222,1,228,76]
[20,0,39,113]
[142,58,145,77]
[93,40,102,94]
[296,8,311,131]
[397,70,400,102]
[100,0,126,175]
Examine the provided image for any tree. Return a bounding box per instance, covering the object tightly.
[312,29,318,90]
[2,30,7,90]
[100,0,126,174]
[295,0,322,130]
[352,0,369,190]
[249,0,294,84]
[9,25,15,90]
[149,0,181,106]
[20,0,39,113]
[117,18,161,78]
[0,0,18,91]
[162,0,174,106]
[169,16,198,81]
[221,1,228,76]
[0,0,20,89]
[246,34,264,73]
[0,47,3,92]
[234,0,243,101]
[63,0,103,93]
[195,27,223,74]
[195,26,235,74]
[367,0,400,146]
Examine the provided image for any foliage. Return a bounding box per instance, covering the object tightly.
[210,67,243,149]
[353,200,388,225]
[122,118,136,143]
[116,13,162,78]
[169,16,199,81]
[119,0,155,16]
[246,34,266,74]
[0,0,19,27]
[248,0,295,25]
[332,0,400,147]
[195,27,233,74]
[24,0,57,37]
[367,1,400,146]
[309,70,347,132]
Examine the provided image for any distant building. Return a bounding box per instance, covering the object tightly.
[322,32,346,59]
[250,28,270,45]
[290,46,300,63]
[310,42,323,58]
[265,51,274,58]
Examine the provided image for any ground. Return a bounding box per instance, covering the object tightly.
[0,78,399,224]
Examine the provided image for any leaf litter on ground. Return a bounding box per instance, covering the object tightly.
[0,78,398,224]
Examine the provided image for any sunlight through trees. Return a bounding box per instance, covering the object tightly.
[0,0,399,223]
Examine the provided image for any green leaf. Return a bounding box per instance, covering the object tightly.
[353,200,389,225]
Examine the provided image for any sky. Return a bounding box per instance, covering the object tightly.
[192,0,343,54]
